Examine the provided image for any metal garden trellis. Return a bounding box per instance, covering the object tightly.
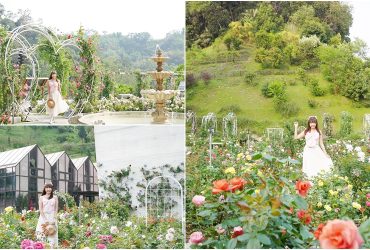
[186,110,197,135]
[202,113,217,167]
[364,114,370,138]
[266,128,284,143]
[222,112,237,138]
[145,175,185,245]
[3,23,93,121]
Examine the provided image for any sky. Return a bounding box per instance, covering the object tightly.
[0,0,369,52]
[0,0,185,39]
[348,0,370,55]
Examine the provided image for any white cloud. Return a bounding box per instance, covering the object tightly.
[0,0,185,39]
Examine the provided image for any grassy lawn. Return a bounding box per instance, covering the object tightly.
[187,45,368,134]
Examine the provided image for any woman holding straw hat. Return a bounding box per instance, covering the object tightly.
[36,183,59,248]
[46,71,69,124]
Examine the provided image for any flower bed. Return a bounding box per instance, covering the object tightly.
[0,200,183,249]
[186,134,370,248]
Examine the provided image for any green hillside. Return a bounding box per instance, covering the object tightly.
[186,1,370,135]
[0,126,96,161]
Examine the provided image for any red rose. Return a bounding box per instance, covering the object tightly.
[295,180,311,197]
[231,226,244,238]
[297,210,311,225]
[212,179,229,194]
[229,177,246,192]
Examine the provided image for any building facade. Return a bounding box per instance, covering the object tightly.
[0,145,98,211]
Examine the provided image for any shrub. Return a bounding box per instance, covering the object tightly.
[261,82,272,98]
[224,35,243,51]
[310,79,326,96]
[297,68,309,85]
[255,47,284,68]
[186,73,197,88]
[322,113,334,137]
[244,72,257,86]
[339,111,353,136]
[219,104,242,114]
[115,84,133,95]
[261,81,286,98]
[200,72,212,84]
[308,99,318,108]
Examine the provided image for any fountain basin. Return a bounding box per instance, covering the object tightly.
[141,89,177,101]
[147,71,172,80]
[78,111,184,125]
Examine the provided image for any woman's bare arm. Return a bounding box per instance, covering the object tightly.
[54,196,58,215]
[39,196,46,220]
[294,123,305,139]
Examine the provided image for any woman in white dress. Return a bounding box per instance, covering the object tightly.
[46,71,69,124]
[294,116,333,178]
[36,183,58,248]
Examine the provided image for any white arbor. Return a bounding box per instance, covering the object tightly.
[3,23,87,119]
[145,176,184,244]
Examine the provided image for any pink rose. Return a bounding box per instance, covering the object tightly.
[96,243,107,249]
[366,201,370,207]
[319,220,364,249]
[189,232,205,245]
[25,247,34,249]
[216,224,225,234]
[192,195,205,207]
[33,242,44,249]
[367,193,370,199]
[21,240,34,249]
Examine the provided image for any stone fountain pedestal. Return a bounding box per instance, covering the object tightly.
[141,45,178,124]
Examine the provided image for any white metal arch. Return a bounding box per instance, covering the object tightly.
[222,112,237,138]
[3,23,93,118]
[145,175,185,245]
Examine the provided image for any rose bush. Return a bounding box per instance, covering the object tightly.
[186,131,369,248]
[0,200,183,249]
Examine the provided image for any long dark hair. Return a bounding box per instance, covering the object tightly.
[304,116,321,135]
[42,183,54,199]
[49,71,58,81]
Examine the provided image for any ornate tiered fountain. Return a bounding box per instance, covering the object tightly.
[141,45,177,124]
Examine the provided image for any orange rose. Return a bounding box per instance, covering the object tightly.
[314,223,325,240]
[295,180,311,197]
[319,220,364,249]
[212,179,229,194]
[229,177,246,192]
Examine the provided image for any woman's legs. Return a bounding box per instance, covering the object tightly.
[49,111,54,124]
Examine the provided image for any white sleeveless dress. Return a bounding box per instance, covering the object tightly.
[36,196,58,248]
[46,80,69,116]
[302,130,333,178]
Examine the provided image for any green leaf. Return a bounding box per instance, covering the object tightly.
[197,210,211,217]
[294,196,308,210]
[300,225,313,240]
[227,238,238,249]
[277,158,287,163]
[247,238,261,249]
[224,218,241,227]
[262,153,273,162]
[252,153,263,160]
[257,234,271,245]
[237,233,250,242]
